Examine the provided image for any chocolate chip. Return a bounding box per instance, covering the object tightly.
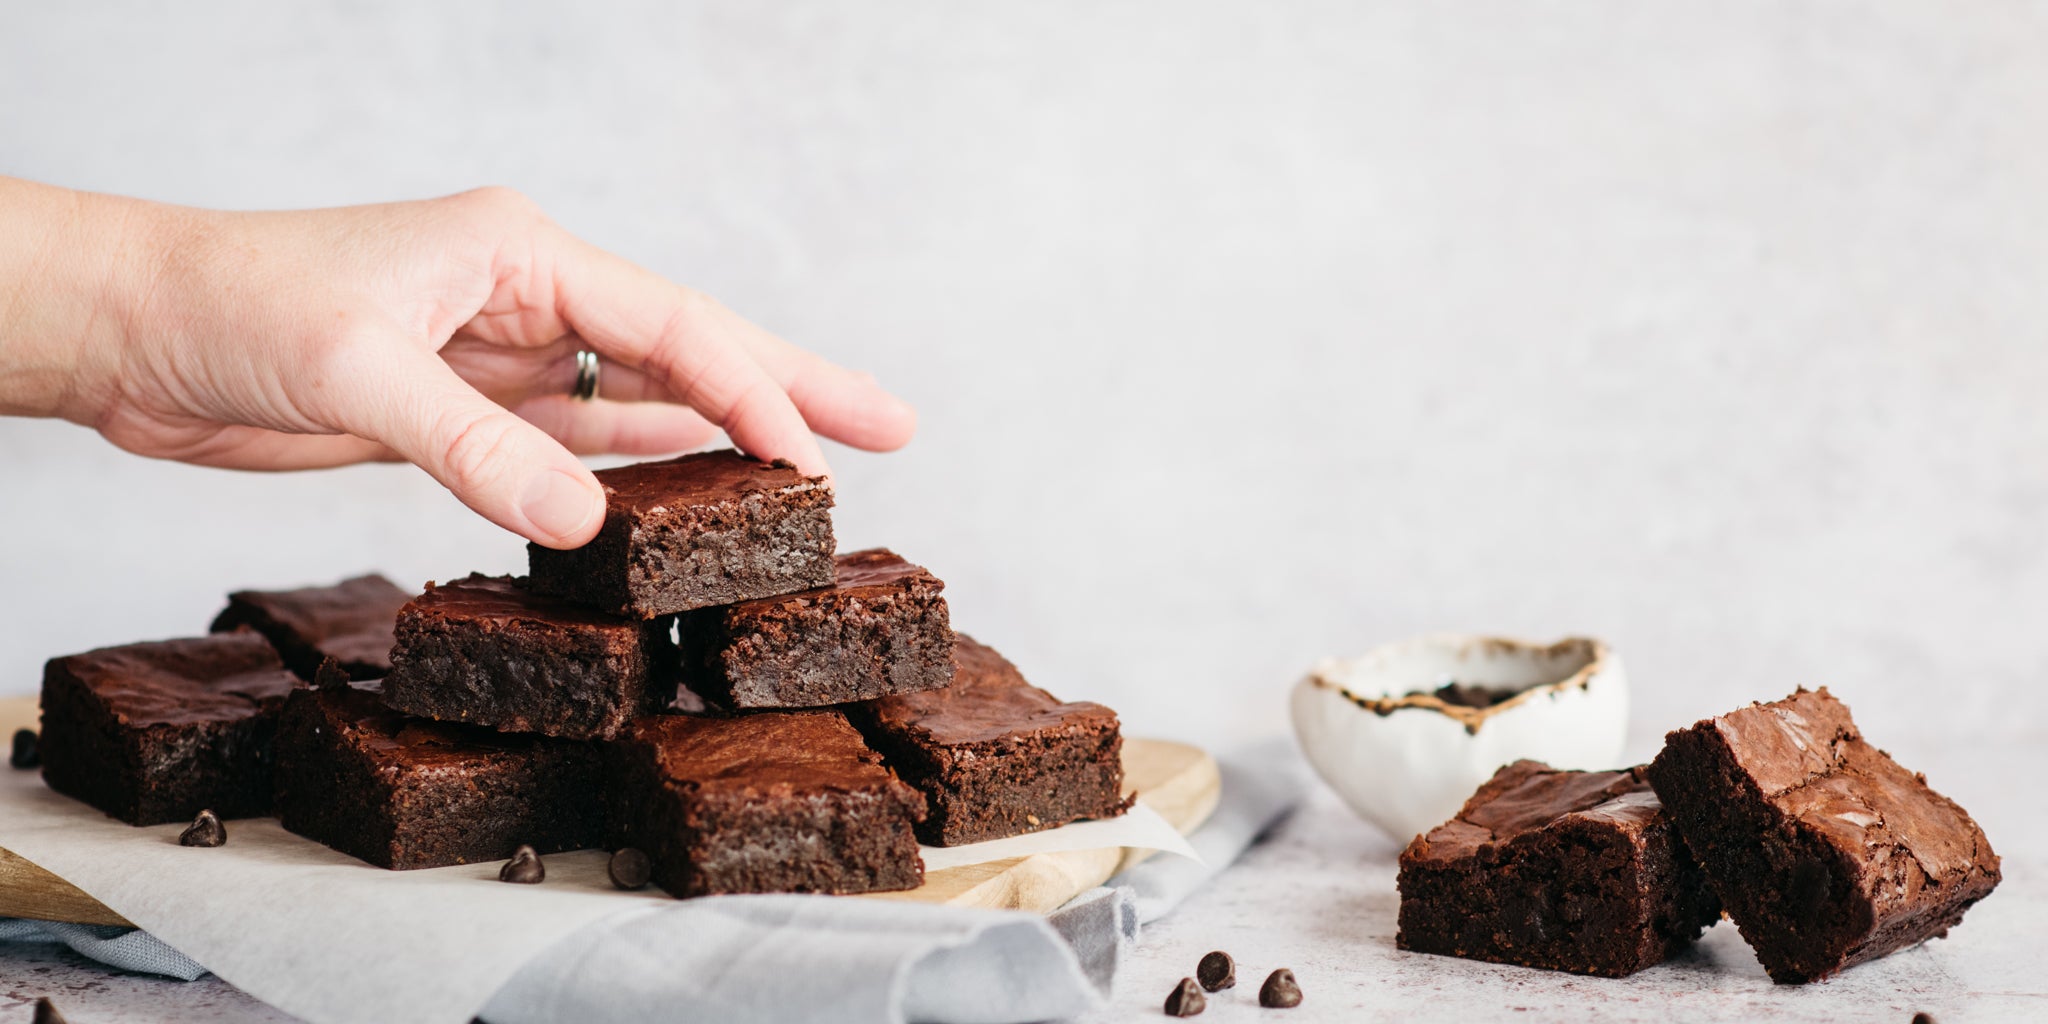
[1163,977,1205,1017]
[608,847,652,890]
[1912,1015,1937,1024]
[499,845,545,884]
[10,728,37,769]
[1196,950,1235,991]
[178,809,226,848]
[1259,968,1302,1009]
[33,996,67,1024]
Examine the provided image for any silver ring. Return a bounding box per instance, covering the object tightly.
[572,350,601,402]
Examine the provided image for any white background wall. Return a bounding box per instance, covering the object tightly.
[4,2,2046,757]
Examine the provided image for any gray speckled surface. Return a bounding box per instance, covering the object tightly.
[3,741,2039,1024]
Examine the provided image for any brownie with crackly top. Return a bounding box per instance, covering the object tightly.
[1397,759,1722,977]
[604,710,925,897]
[681,548,952,708]
[39,632,301,825]
[526,449,835,618]
[209,574,412,681]
[381,574,672,741]
[1646,688,2000,983]
[850,634,1130,846]
[273,674,603,870]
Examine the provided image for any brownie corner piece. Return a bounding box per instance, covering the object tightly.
[209,573,412,680]
[684,547,954,708]
[381,574,672,740]
[525,449,835,617]
[1645,687,2001,983]
[273,679,602,869]
[851,633,1129,845]
[604,710,925,897]
[38,632,300,825]
[1395,759,1722,978]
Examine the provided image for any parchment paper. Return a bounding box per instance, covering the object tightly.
[0,766,1192,1024]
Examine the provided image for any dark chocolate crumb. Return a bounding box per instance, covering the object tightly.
[1196,950,1235,991]
[312,658,352,691]
[10,728,37,769]
[1163,977,1206,1017]
[608,847,652,890]
[1259,968,1302,1009]
[33,997,67,1024]
[499,845,545,884]
[178,809,226,848]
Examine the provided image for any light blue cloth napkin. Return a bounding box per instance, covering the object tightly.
[0,740,1307,1024]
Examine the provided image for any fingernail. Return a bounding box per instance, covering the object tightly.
[520,469,600,542]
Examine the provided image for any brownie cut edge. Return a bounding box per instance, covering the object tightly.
[1645,687,2001,983]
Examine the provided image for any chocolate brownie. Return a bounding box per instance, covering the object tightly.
[604,710,925,897]
[381,574,672,741]
[39,633,300,825]
[1646,688,2001,983]
[850,634,1131,845]
[209,574,412,681]
[1396,760,1722,977]
[526,450,835,618]
[681,548,953,708]
[273,674,603,870]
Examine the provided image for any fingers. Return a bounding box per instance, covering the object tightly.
[331,345,606,548]
[513,395,722,456]
[721,318,917,452]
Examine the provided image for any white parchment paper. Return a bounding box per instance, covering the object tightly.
[0,766,1192,1024]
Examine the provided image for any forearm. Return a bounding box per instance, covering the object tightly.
[0,177,157,422]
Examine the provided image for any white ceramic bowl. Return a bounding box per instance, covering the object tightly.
[1289,633,1628,844]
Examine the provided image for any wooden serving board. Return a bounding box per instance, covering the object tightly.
[0,696,1219,926]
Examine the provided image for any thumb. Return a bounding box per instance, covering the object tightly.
[342,350,605,548]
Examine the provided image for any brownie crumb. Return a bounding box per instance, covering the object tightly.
[1195,950,1235,991]
[1412,681,1525,708]
[1163,977,1206,1017]
[499,845,545,884]
[178,809,226,848]
[608,847,652,890]
[32,997,67,1024]
[1259,968,1303,1008]
[10,728,37,769]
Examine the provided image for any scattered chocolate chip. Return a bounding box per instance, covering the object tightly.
[1163,977,1206,1017]
[1259,968,1302,1008]
[608,847,652,890]
[10,728,38,769]
[499,844,545,884]
[178,809,226,848]
[33,996,68,1024]
[1911,1015,1937,1024]
[1196,950,1235,991]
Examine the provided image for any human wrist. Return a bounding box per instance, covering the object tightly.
[0,180,168,422]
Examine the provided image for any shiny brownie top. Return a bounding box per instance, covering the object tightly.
[49,632,299,727]
[622,710,911,796]
[592,449,829,510]
[297,679,566,765]
[1407,760,1663,862]
[863,634,1120,747]
[405,574,644,631]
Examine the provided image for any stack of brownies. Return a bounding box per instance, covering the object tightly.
[36,450,1133,898]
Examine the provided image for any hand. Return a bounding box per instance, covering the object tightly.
[0,179,915,547]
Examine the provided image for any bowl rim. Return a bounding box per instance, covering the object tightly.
[1302,634,1612,734]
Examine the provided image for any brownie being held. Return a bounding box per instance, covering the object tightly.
[527,450,835,618]
[381,574,673,741]
[850,634,1131,846]
[1646,688,2000,983]
[209,574,412,681]
[1397,760,1722,978]
[681,548,953,708]
[39,632,300,825]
